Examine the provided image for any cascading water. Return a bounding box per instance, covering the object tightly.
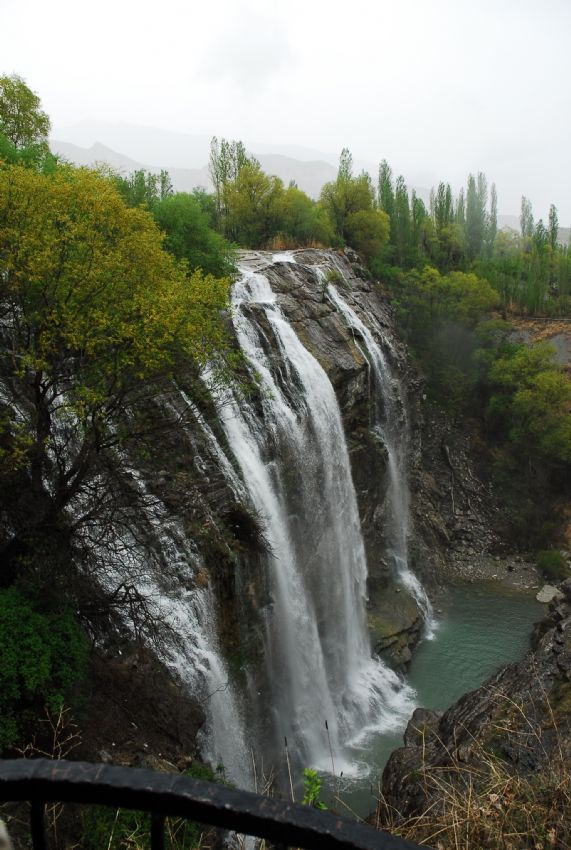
[110,458,252,787]
[324,275,435,634]
[210,256,415,779]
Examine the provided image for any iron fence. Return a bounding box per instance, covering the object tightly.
[0,759,429,850]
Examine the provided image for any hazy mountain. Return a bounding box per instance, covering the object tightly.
[52,121,213,170]
[50,137,337,198]
[52,140,147,173]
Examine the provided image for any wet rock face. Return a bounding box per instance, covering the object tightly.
[381,583,571,818]
[407,397,510,591]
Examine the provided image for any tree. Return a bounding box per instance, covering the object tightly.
[0,74,50,149]
[113,168,173,209]
[222,160,283,246]
[273,184,334,246]
[338,147,353,181]
[432,182,454,230]
[344,208,389,266]
[411,190,430,261]
[320,149,382,252]
[209,137,254,232]
[549,204,559,251]
[0,164,231,583]
[456,188,466,228]
[520,196,534,238]
[153,191,236,276]
[488,342,571,468]
[378,160,394,219]
[487,183,498,257]
[393,176,412,266]
[465,172,487,259]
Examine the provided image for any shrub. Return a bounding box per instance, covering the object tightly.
[536,549,569,582]
[81,765,226,849]
[0,587,89,750]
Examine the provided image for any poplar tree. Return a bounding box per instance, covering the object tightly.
[378,160,394,211]
[520,196,535,238]
[549,204,559,251]
[209,137,253,232]
[465,173,487,258]
[487,183,498,257]
[456,188,466,227]
[378,159,395,242]
[393,175,412,266]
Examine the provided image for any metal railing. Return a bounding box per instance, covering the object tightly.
[0,759,429,849]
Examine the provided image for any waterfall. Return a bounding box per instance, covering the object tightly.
[210,257,414,778]
[324,277,435,635]
[112,463,252,787]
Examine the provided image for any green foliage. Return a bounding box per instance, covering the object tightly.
[208,140,333,248]
[0,587,88,750]
[394,266,499,332]
[345,208,389,267]
[0,76,57,173]
[223,161,284,246]
[209,136,252,230]
[391,267,500,413]
[378,160,568,317]
[153,192,236,277]
[302,768,327,810]
[536,550,569,582]
[81,764,226,849]
[274,184,334,246]
[0,74,50,149]
[465,172,487,259]
[320,148,389,264]
[0,163,231,588]
[0,164,231,400]
[487,343,571,467]
[113,168,173,209]
[0,129,58,173]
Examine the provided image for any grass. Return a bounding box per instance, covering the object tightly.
[375,689,571,849]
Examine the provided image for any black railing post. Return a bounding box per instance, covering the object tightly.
[30,800,47,850]
[150,811,165,850]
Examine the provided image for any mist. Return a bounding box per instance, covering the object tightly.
[2,0,570,220]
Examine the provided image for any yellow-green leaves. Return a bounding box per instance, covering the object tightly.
[0,164,231,412]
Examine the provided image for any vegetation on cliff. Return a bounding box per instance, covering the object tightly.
[0,75,233,757]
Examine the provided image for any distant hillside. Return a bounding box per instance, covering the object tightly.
[498,214,570,246]
[50,139,337,199]
[52,140,150,173]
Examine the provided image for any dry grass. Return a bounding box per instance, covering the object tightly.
[375,690,571,850]
[266,234,328,251]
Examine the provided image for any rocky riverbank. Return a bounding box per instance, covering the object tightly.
[378,579,571,848]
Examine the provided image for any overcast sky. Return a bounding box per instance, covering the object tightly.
[2,0,570,220]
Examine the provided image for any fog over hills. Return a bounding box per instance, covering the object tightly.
[52,122,565,229]
[51,126,339,199]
